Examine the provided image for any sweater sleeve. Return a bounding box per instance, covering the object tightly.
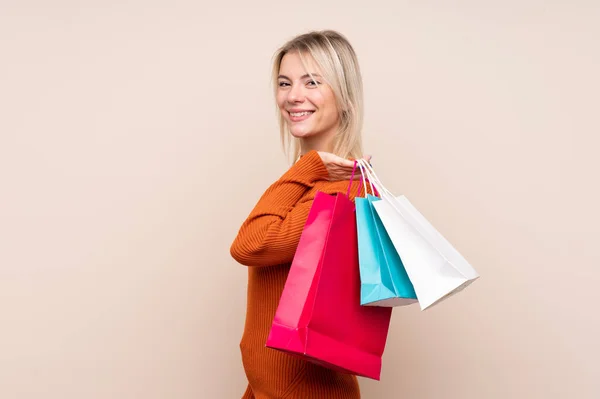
[230,150,329,267]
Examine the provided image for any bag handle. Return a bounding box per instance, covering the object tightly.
[347,159,379,198]
[356,159,383,197]
[356,159,392,198]
[356,160,378,197]
[346,161,359,198]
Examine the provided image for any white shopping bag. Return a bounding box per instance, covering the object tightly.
[357,160,479,310]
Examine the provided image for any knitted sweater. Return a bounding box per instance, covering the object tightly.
[230,150,362,399]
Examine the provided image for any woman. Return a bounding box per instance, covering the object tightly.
[230,30,371,399]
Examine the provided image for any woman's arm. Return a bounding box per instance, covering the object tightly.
[230,150,329,267]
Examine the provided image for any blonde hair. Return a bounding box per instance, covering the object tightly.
[271,30,364,163]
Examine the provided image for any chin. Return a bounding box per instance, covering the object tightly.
[288,126,317,139]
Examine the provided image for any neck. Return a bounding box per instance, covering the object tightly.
[299,129,337,156]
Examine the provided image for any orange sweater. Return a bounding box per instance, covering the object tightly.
[230,150,363,399]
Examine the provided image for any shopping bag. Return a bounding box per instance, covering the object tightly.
[266,185,393,381]
[357,160,479,310]
[355,163,417,307]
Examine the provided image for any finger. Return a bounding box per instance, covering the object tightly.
[335,156,355,168]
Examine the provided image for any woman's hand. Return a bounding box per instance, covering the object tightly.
[317,151,372,182]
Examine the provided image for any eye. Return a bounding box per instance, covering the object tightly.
[278,81,290,87]
[307,80,321,87]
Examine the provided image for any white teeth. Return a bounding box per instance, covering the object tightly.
[290,111,313,117]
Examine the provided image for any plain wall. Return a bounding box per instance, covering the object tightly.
[1,1,599,398]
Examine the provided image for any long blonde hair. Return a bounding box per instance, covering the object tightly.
[271,30,364,163]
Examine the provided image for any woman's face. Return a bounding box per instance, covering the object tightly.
[276,52,340,142]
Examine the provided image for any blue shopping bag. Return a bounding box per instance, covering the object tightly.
[355,164,418,307]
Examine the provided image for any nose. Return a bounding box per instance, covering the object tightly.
[287,83,305,104]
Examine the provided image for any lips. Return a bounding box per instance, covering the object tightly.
[288,110,315,122]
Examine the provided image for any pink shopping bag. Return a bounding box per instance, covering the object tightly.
[266,190,393,380]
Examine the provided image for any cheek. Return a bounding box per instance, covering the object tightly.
[308,91,326,109]
[320,93,339,122]
[323,91,337,110]
[313,88,337,114]
[276,92,287,111]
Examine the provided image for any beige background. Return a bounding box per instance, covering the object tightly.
[1,1,599,398]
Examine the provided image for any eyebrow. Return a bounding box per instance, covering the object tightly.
[277,73,323,80]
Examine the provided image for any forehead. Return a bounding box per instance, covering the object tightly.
[279,51,322,77]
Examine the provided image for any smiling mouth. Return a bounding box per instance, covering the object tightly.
[288,110,315,122]
[289,111,314,117]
